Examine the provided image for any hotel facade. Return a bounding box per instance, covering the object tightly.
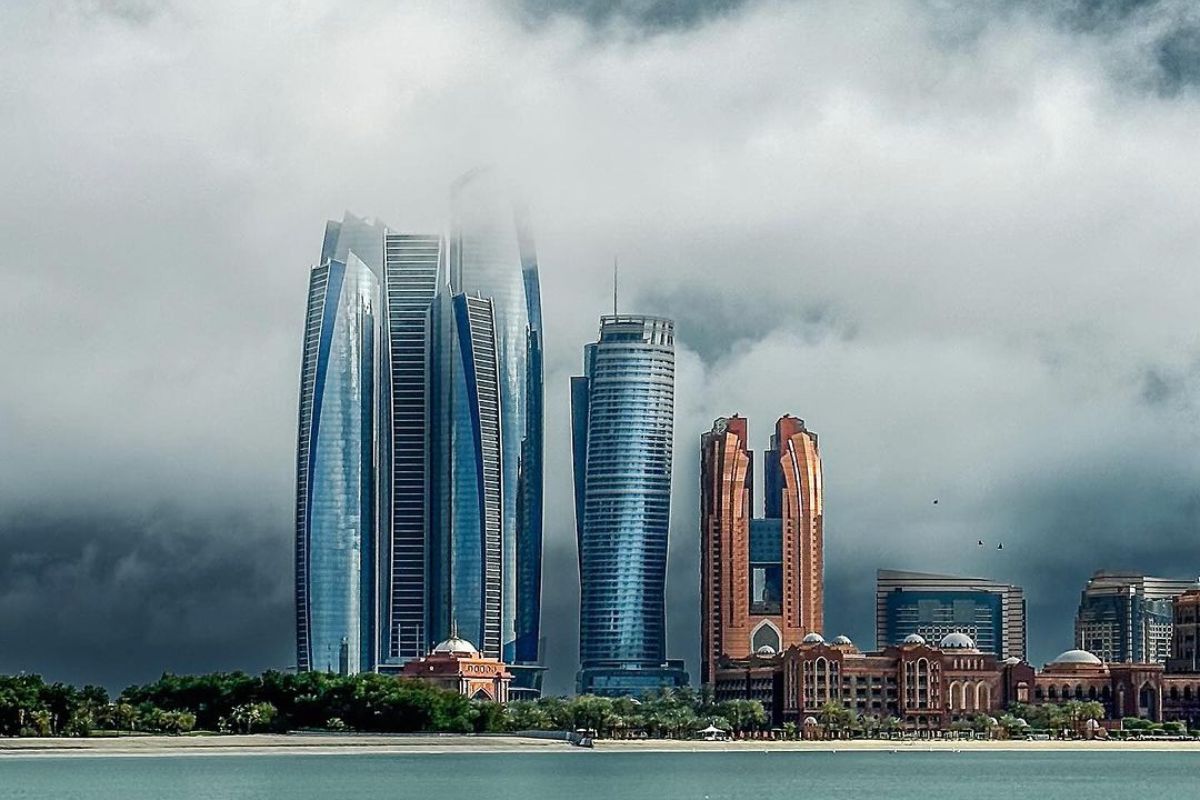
[700,415,824,687]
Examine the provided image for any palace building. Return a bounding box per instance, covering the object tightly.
[399,633,513,703]
[714,628,1200,731]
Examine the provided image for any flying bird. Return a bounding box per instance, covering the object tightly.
[977,540,984,547]
[996,542,1004,550]
[932,499,939,505]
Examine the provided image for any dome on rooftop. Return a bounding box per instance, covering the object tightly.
[939,632,975,650]
[1004,657,1021,666]
[431,636,479,657]
[902,634,927,646]
[802,632,825,644]
[1050,649,1102,666]
[832,635,853,645]
[756,645,777,657]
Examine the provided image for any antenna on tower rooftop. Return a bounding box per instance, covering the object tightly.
[613,255,619,316]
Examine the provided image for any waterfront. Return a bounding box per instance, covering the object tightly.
[1,749,1198,799]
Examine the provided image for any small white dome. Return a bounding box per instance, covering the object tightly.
[832,635,853,645]
[432,636,479,656]
[803,716,819,726]
[802,632,825,644]
[756,645,777,656]
[902,634,927,645]
[1003,656,1021,666]
[1050,649,1102,666]
[938,632,975,650]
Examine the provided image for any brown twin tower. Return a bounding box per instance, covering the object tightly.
[700,415,824,686]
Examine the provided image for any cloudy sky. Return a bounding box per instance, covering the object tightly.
[1,0,1198,695]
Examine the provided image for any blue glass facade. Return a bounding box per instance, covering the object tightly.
[881,589,1004,657]
[428,289,505,658]
[1074,573,1195,664]
[295,190,546,686]
[573,315,687,696]
[378,234,440,664]
[295,213,382,674]
[447,170,544,669]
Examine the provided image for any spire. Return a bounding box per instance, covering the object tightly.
[613,255,619,316]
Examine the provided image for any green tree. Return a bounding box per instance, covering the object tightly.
[817,702,853,738]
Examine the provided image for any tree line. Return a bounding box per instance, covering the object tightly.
[2,671,1188,739]
[0,672,770,738]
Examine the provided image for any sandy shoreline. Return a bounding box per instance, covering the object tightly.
[4,734,1200,757]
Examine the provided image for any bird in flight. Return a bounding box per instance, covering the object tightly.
[996,542,1004,550]
[932,499,939,505]
[977,540,984,547]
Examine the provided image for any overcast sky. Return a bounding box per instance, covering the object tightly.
[1,0,1199,695]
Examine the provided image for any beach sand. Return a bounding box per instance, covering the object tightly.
[4,734,1200,757]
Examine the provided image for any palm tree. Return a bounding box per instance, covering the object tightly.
[817,701,852,739]
[880,716,902,740]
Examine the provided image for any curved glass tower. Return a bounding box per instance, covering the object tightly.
[295,213,383,674]
[429,288,505,657]
[572,315,688,695]
[445,170,544,673]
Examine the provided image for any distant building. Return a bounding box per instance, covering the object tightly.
[1167,589,1200,673]
[876,570,1026,661]
[572,315,688,696]
[1075,571,1199,665]
[700,415,824,687]
[400,632,513,703]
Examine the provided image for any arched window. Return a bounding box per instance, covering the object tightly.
[976,682,989,711]
[1048,686,1058,700]
[1185,686,1194,702]
[949,681,961,711]
[1088,686,1097,700]
[751,621,782,654]
[1170,686,1180,702]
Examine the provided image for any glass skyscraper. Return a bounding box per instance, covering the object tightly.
[443,170,545,682]
[295,177,545,688]
[295,213,384,674]
[429,289,505,658]
[377,234,440,665]
[572,315,688,696]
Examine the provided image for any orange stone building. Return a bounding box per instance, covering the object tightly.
[400,633,513,702]
[700,415,823,686]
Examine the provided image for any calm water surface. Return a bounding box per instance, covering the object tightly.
[0,751,1195,800]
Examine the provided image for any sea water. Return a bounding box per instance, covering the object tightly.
[0,750,1195,799]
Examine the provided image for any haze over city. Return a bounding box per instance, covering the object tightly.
[2,0,1200,696]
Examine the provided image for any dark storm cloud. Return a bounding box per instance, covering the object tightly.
[0,507,292,691]
[3,0,1200,696]
[1035,0,1200,93]
[642,285,854,365]
[519,0,755,31]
